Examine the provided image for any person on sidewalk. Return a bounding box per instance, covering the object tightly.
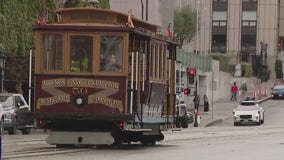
[240,83,247,97]
[193,95,200,112]
[203,94,209,114]
[231,82,238,101]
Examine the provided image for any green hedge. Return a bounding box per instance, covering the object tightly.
[240,62,253,77]
[209,54,230,72]
[210,54,253,77]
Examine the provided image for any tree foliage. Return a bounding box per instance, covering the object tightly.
[65,0,110,8]
[174,6,196,49]
[0,0,55,56]
[0,0,110,93]
[0,0,55,93]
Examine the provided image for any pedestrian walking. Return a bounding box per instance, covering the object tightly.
[231,82,238,101]
[240,83,247,97]
[203,94,209,113]
[193,95,200,111]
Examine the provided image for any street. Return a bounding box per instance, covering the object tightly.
[2,99,284,160]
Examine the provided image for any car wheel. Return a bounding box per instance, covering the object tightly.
[141,139,156,146]
[234,122,239,126]
[21,128,31,135]
[261,115,264,124]
[8,125,17,135]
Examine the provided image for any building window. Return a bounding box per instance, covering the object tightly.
[241,34,256,52]
[213,0,227,2]
[213,20,227,26]
[242,11,256,20]
[243,0,257,2]
[213,11,227,21]
[242,20,256,26]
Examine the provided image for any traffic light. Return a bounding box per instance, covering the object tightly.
[188,68,195,84]
[278,42,282,52]
[184,88,190,95]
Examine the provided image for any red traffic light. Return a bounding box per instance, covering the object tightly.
[184,88,190,95]
[278,42,282,47]
[189,69,195,75]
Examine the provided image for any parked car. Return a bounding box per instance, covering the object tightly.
[271,84,284,100]
[233,100,264,126]
[0,93,32,135]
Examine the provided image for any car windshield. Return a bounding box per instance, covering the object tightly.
[0,96,14,107]
[273,85,284,91]
[236,105,257,111]
[240,101,256,106]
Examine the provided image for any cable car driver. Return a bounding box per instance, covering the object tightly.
[71,48,89,72]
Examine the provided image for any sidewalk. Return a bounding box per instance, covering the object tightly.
[192,97,239,127]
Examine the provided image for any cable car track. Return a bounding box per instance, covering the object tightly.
[3,146,94,159]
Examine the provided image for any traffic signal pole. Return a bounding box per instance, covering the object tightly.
[193,81,198,127]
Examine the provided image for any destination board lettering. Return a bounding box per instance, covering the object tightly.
[38,94,70,106]
[67,79,83,86]
[89,95,123,112]
[42,78,119,90]
[87,80,119,89]
[42,79,65,88]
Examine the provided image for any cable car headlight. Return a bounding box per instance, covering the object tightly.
[73,95,86,107]
[76,98,83,105]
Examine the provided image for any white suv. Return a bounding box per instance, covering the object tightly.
[0,93,31,135]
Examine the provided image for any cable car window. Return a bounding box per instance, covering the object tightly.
[70,35,93,72]
[100,35,123,72]
[41,34,63,70]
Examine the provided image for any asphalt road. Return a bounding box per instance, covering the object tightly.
[1,99,284,160]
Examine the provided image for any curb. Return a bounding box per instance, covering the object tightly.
[205,118,223,127]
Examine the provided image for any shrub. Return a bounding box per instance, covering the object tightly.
[240,62,253,77]
[210,54,230,72]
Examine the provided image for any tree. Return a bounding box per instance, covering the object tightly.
[0,0,55,93]
[174,6,196,49]
[0,0,55,56]
[64,0,110,8]
[0,0,111,93]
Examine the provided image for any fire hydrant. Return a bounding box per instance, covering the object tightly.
[193,111,201,127]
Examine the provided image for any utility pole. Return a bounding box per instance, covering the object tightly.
[146,0,148,21]
[260,41,268,82]
[141,0,144,20]
[195,0,199,54]
[193,81,198,127]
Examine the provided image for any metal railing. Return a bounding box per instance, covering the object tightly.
[176,49,212,72]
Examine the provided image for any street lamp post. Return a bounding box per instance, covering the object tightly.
[0,52,6,93]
